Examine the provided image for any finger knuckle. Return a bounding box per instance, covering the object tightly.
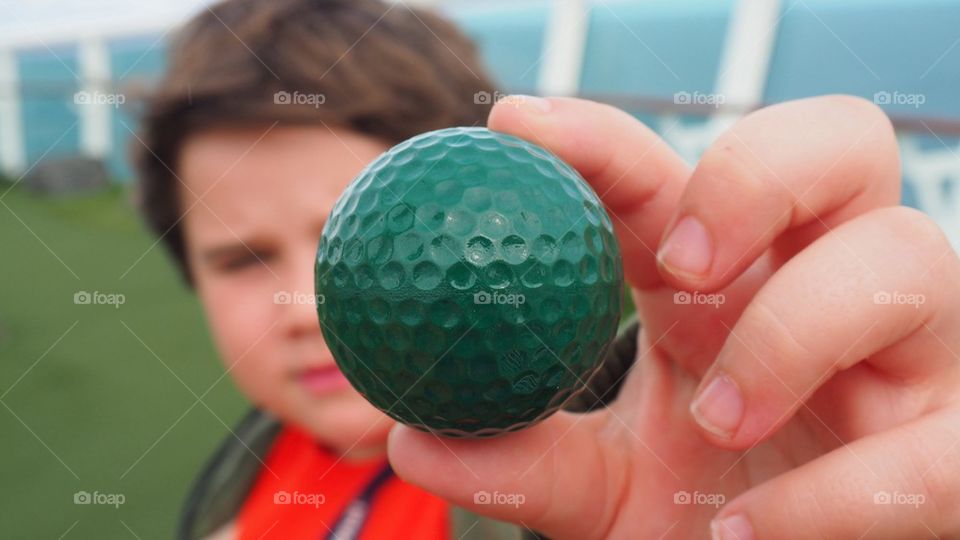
[739,301,822,372]
[875,206,952,258]
[822,94,901,190]
[820,94,890,128]
[695,137,784,206]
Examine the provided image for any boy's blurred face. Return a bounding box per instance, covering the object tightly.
[178,125,393,457]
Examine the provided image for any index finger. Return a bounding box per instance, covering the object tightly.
[488,96,691,289]
[656,95,902,292]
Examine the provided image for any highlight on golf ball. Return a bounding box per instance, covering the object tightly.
[315,126,624,437]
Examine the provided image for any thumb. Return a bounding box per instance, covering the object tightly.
[387,412,626,540]
[487,96,690,290]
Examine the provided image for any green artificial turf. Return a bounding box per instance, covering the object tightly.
[0,184,246,538]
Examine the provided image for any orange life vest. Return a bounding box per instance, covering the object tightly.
[237,425,450,539]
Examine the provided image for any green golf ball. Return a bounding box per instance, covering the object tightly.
[315,127,623,437]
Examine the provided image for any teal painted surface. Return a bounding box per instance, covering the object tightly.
[17,45,81,168]
[109,35,168,182]
[765,0,960,118]
[445,2,550,91]
[448,0,734,96]
[580,0,733,96]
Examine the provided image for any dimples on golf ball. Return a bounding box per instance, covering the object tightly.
[315,127,623,437]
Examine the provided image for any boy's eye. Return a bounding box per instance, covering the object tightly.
[216,251,273,273]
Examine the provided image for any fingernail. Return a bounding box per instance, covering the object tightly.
[690,374,743,439]
[711,514,754,540]
[658,215,713,281]
[513,95,552,114]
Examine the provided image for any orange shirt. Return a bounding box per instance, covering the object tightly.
[237,426,450,540]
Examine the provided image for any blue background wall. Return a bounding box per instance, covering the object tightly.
[17,45,81,167]
[5,0,960,184]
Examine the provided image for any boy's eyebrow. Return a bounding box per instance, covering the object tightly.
[199,218,329,262]
[200,242,260,262]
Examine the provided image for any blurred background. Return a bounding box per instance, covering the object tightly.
[1,0,957,537]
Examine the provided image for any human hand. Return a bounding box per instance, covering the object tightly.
[388,96,960,539]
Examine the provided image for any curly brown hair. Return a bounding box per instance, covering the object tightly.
[132,0,497,285]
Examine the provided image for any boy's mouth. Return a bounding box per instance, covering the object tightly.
[298,364,351,395]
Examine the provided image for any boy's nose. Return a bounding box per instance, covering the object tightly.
[280,247,324,339]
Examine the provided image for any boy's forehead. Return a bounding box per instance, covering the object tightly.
[177,125,386,239]
[179,126,374,192]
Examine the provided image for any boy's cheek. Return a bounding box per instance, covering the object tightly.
[199,284,289,391]
[200,276,276,345]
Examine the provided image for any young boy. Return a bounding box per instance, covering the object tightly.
[134,0,549,538]
[136,0,960,538]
